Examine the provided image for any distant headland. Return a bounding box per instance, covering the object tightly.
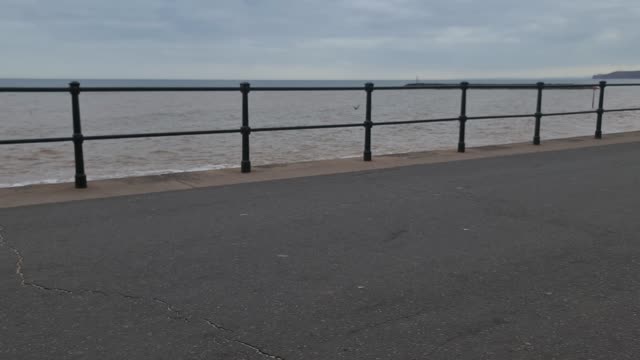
[593,71,640,79]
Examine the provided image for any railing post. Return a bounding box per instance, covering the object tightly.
[595,80,606,139]
[363,82,374,161]
[533,82,544,145]
[69,81,87,188]
[240,82,251,173]
[457,81,469,153]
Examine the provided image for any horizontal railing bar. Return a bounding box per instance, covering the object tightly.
[84,129,239,140]
[378,84,600,90]
[251,87,364,91]
[252,123,362,132]
[604,107,640,112]
[0,137,72,145]
[543,110,598,117]
[468,113,535,120]
[469,84,539,89]
[5,106,637,145]
[605,83,640,87]
[376,85,461,90]
[80,87,240,92]
[471,84,597,89]
[0,88,68,93]
[543,84,601,89]
[375,117,460,126]
[0,83,620,93]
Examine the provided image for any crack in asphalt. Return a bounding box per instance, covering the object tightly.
[0,225,287,360]
[232,339,287,360]
[424,317,510,357]
[0,226,109,296]
[153,297,191,322]
[0,225,26,286]
[204,318,234,333]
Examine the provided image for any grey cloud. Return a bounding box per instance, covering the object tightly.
[1,0,639,79]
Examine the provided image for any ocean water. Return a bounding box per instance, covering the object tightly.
[1,78,639,188]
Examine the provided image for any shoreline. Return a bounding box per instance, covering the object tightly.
[2,130,640,209]
[0,163,239,189]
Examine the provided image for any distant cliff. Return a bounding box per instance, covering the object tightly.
[593,71,640,79]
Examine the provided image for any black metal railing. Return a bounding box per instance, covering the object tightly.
[2,81,640,189]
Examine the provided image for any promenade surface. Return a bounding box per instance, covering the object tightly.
[2,141,640,359]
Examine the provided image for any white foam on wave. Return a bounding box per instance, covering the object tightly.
[0,163,238,189]
[0,178,74,188]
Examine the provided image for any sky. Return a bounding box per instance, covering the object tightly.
[1,0,640,80]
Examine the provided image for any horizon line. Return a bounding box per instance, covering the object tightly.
[0,76,592,81]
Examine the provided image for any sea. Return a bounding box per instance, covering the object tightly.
[1,78,639,188]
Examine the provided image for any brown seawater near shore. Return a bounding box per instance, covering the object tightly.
[2,131,639,208]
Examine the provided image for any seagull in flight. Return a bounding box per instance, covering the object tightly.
[353,104,361,110]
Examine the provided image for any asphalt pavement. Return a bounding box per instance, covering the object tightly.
[2,141,640,359]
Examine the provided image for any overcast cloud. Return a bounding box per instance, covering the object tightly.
[1,0,639,79]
